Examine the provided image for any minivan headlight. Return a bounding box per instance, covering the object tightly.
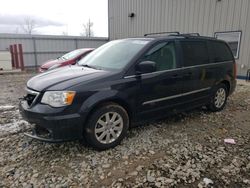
[41,91,76,107]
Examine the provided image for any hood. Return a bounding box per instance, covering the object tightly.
[27,65,110,91]
[41,59,63,69]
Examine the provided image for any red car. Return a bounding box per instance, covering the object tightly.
[39,48,94,72]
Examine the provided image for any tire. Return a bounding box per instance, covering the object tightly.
[83,102,129,150]
[207,83,228,112]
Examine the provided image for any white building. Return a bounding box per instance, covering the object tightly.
[108,0,250,78]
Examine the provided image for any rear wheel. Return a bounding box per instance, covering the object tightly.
[84,103,129,150]
[207,83,228,112]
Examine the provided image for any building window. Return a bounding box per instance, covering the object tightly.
[214,31,241,59]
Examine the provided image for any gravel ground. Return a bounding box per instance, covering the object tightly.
[0,73,249,188]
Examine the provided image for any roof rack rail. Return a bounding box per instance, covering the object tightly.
[144,31,180,37]
[168,33,200,37]
[184,33,200,36]
[144,32,201,38]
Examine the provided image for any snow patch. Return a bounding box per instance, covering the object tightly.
[203,177,214,185]
[0,120,30,137]
[0,105,15,111]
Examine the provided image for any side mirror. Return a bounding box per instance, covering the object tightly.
[136,61,156,74]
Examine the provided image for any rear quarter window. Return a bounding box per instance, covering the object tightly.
[209,41,234,63]
[181,41,209,66]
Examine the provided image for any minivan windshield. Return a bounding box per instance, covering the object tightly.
[78,39,149,70]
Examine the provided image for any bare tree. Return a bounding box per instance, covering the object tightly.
[21,17,36,35]
[81,19,94,37]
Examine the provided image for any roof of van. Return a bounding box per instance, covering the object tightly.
[122,35,226,44]
[125,35,218,41]
[146,35,218,40]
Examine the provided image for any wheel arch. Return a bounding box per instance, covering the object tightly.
[88,98,132,121]
[220,80,231,94]
[79,91,134,128]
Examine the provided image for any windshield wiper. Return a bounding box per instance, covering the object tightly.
[81,64,101,70]
[58,57,66,60]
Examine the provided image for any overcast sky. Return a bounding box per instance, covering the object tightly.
[0,0,108,37]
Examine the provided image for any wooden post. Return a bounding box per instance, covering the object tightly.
[9,45,15,68]
[13,44,19,69]
[18,44,24,71]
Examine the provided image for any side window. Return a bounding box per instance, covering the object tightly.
[214,31,241,58]
[209,41,234,63]
[181,41,209,66]
[142,42,176,71]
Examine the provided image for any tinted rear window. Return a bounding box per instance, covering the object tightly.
[209,41,234,62]
[181,41,209,66]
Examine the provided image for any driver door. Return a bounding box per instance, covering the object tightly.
[136,41,185,120]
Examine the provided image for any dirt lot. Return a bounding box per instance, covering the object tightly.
[0,73,249,188]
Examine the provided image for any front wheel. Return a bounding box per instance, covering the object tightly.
[84,103,129,150]
[207,83,228,112]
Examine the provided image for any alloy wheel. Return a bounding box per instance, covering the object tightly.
[94,112,123,144]
[214,88,226,108]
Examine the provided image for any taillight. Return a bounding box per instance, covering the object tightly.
[233,62,237,79]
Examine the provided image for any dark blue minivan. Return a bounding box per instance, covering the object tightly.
[20,34,236,150]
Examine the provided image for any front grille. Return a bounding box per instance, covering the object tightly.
[24,88,39,107]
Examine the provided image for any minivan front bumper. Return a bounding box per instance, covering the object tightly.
[19,100,84,142]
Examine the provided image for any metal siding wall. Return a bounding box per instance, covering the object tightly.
[23,54,36,67]
[109,0,250,76]
[241,0,250,76]
[0,38,34,52]
[0,34,108,67]
[77,40,107,48]
[35,39,76,52]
